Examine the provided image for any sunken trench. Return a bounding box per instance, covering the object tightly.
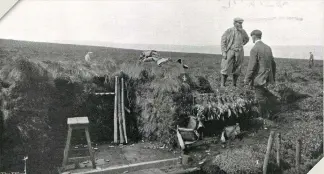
[0,58,141,173]
[0,56,320,174]
[0,57,220,173]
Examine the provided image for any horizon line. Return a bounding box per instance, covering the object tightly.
[0,38,323,60]
[1,38,323,48]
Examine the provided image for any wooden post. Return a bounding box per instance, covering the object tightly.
[296,138,302,174]
[114,76,118,143]
[85,127,96,169]
[263,131,275,174]
[121,78,128,144]
[23,156,28,174]
[276,133,281,167]
[24,159,27,174]
[117,77,125,144]
[62,126,72,169]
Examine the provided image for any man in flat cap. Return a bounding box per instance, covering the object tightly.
[220,17,250,87]
[244,29,277,118]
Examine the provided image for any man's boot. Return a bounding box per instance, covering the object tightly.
[233,74,238,87]
[221,74,227,87]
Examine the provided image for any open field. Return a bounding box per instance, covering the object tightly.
[0,39,323,174]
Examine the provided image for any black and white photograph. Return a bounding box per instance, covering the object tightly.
[0,0,323,174]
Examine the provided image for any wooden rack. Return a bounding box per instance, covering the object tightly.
[94,76,128,144]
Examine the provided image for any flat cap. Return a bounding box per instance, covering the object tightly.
[250,29,262,37]
[234,17,244,23]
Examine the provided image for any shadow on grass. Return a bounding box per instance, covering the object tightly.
[239,117,264,132]
[267,162,283,174]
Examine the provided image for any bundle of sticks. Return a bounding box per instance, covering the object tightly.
[114,76,128,144]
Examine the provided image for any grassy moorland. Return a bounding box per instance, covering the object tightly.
[0,39,323,174]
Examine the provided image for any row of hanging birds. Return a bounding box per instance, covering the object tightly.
[193,94,258,121]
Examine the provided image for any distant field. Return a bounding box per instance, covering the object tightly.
[0,39,322,90]
[31,39,324,59]
[0,39,323,174]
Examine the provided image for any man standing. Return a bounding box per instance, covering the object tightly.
[309,52,314,68]
[244,30,276,118]
[220,17,250,87]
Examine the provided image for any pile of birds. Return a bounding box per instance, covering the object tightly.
[192,93,258,121]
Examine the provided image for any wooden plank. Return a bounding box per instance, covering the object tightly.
[67,117,78,125]
[94,92,115,95]
[178,127,195,132]
[114,76,118,143]
[184,141,196,145]
[127,168,167,174]
[85,127,96,169]
[62,126,73,169]
[176,126,185,150]
[73,158,179,174]
[68,117,89,125]
[68,156,91,163]
[263,131,275,174]
[117,77,125,144]
[78,117,89,124]
[121,78,128,144]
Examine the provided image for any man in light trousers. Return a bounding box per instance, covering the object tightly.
[220,17,250,87]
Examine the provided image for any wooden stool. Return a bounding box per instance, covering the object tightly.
[62,117,96,170]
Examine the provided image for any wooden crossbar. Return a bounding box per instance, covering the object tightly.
[94,92,115,95]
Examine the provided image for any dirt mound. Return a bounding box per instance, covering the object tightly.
[268,83,309,104]
[110,63,260,146]
[0,57,56,173]
[109,62,199,146]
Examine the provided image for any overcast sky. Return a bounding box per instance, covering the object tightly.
[0,0,323,46]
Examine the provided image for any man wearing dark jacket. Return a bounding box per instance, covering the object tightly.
[244,29,276,118]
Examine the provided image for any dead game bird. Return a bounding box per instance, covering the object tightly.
[221,123,241,143]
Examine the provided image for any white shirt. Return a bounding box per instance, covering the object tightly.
[255,39,261,44]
